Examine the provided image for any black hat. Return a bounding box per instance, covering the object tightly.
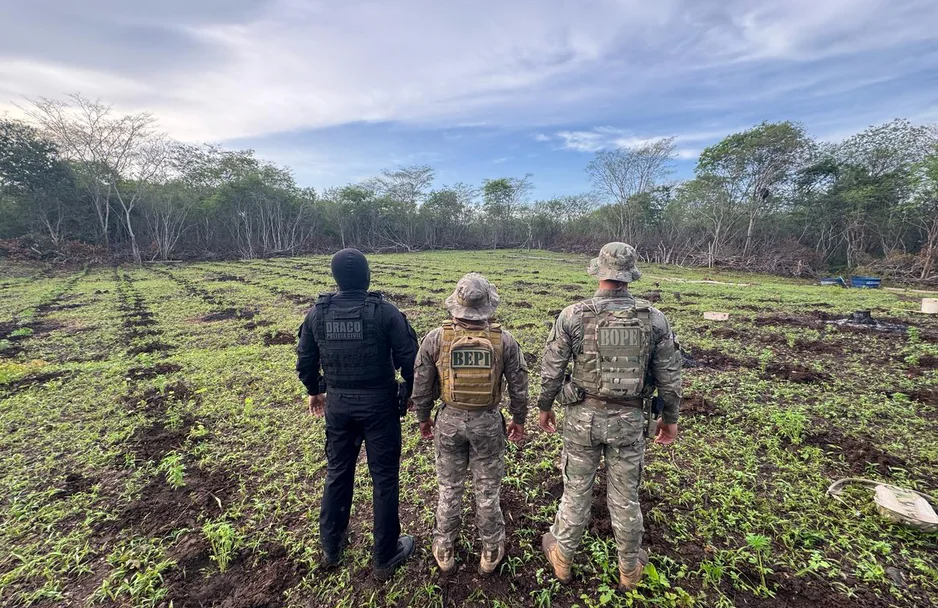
[331,248,371,291]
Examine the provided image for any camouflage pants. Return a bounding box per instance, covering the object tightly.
[433,406,506,548]
[550,403,645,570]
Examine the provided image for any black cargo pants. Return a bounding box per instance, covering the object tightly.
[319,388,402,567]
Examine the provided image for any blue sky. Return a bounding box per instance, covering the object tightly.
[1,0,937,198]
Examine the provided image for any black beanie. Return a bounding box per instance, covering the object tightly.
[331,248,371,291]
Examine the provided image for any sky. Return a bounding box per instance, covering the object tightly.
[1,0,937,198]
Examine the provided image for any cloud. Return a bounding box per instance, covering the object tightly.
[1,0,935,144]
[551,127,720,154]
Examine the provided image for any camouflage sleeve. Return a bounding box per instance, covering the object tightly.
[537,307,575,411]
[500,330,529,425]
[412,328,442,422]
[649,309,682,424]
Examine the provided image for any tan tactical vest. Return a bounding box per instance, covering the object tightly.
[437,321,504,409]
[571,298,653,399]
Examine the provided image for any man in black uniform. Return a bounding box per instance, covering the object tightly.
[296,248,418,581]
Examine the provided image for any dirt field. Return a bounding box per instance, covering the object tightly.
[1,250,937,607]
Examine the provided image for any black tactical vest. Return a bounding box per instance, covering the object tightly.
[314,292,395,389]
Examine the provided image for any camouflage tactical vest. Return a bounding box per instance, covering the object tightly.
[571,297,653,399]
[314,292,395,389]
[437,321,504,408]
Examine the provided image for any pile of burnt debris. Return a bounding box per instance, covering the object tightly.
[827,310,907,332]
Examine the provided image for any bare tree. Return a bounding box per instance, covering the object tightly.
[22,94,165,261]
[586,138,676,243]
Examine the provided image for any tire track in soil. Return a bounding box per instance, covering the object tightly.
[73,270,306,607]
[0,270,85,356]
[206,266,316,308]
[147,267,285,348]
[0,270,86,396]
[241,262,327,305]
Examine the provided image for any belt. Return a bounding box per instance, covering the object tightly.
[442,402,499,413]
[582,393,643,409]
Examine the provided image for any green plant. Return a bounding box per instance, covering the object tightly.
[742,534,773,597]
[93,540,173,606]
[202,520,240,573]
[157,452,186,488]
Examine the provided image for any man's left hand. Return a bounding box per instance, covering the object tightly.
[507,421,524,443]
[308,394,326,417]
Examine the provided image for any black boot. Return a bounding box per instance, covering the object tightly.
[373,535,415,581]
[321,535,349,570]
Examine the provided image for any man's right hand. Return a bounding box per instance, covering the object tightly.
[308,394,326,417]
[538,410,557,434]
[655,422,678,445]
[419,419,434,440]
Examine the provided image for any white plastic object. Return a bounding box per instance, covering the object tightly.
[703,311,730,321]
[828,478,938,532]
[922,298,938,314]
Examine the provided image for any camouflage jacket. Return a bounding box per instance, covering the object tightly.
[412,320,529,424]
[537,287,682,424]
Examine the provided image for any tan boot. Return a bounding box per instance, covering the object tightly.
[618,548,649,591]
[432,540,455,574]
[479,542,505,577]
[541,532,572,583]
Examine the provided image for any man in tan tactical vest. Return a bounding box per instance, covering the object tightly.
[537,242,682,591]
[412,273,529,576]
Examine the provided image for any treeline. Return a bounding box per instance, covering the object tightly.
[2,94,938,279]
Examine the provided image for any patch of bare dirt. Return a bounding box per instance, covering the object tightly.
[681,393,719,417]
[804,428,907,477]
[126,363,182,381]
[200,308,257,322]
[384,292,417,305]
[0,370,74,395]
[710,327,742,339]
[263,330,296,346]
[165,539,307,608]
[761,362,831,384]
[684,347,743,371]
[244,319,274,330]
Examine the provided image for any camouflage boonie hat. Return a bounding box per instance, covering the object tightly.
[588,242,642,283]
[445,273,499,321]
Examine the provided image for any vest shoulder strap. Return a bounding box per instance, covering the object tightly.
[440,321,455,363]
[315,293,334,337]
[632,297,652,311]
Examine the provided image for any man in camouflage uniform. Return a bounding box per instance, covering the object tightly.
[412,273,529,576]
[537,242,681,591]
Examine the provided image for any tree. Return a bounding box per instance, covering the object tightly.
[677,175,740,266]
[22,94,168,261]
[421,184,476,249]
[904,149,938,278]
[482,175,532,248]
[586,138,676,243]
[368,165,434,249]
[697,122,811,258]
[0,119,78,251]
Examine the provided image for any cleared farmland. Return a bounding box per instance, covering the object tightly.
[1,250,937,608]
